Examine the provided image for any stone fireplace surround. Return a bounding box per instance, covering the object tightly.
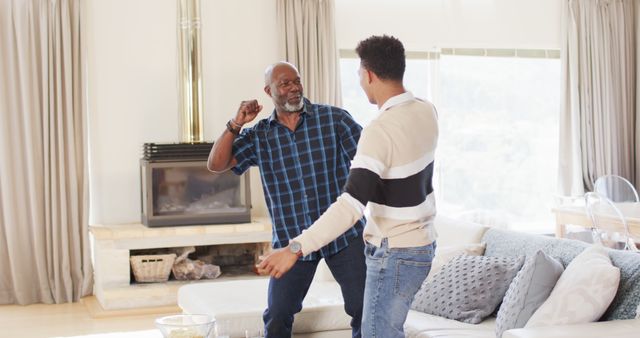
[90,218,271,310]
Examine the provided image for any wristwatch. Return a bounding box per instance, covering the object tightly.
[289,241,303,258]
[226,119,241,135]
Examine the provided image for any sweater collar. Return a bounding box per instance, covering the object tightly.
[379,91,414,113]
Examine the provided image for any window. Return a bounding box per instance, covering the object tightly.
[340,50,560,232]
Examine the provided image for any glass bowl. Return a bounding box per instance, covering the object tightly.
[155,314,215,338]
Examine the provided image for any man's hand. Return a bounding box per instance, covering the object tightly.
[256,247,298,279]
[234,100,263,126]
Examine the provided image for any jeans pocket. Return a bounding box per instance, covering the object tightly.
[394,259,431,300]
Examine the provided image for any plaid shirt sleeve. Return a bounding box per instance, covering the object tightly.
[337,110,363,159]
[231,127,258,175]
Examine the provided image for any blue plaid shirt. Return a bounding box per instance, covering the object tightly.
[231,98,365,260]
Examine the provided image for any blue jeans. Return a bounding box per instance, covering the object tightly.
[263,237,366,338]
[362,239,435,338]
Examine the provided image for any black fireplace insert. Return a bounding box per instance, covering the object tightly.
[140,143,251,227]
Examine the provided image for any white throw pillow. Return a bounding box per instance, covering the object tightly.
[525,245,620,328]
[426,242,486,283]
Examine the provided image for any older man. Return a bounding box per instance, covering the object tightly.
[207,61,366,338]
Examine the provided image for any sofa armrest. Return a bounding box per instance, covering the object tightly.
[503,319,640,338]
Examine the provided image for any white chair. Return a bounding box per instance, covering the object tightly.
[584,192,638,252]
[593,174,639,203]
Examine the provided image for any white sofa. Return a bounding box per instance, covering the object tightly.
[178,216,640,338]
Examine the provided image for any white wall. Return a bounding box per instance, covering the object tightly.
[335,0,561,51]
[86,0,561,225]
[86,0,277,224]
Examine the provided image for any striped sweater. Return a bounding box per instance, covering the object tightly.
[294,92,439,254]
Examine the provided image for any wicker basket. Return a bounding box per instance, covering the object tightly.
[130,253,177,283]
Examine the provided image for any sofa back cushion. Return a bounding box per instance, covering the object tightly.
[482,228,640,320]
[434,215,490,247]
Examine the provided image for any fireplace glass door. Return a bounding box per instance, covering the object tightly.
[141,160,250,226]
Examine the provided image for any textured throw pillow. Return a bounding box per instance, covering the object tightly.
[426,242,486,283]
[525,245,620,328]
[495,250,564,338]
[411,255,524,324]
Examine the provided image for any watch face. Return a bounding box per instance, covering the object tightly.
[289,241,301,254]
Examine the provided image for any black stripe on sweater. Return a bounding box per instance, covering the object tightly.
[344,162,434,208]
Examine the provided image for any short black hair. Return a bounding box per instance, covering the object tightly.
[355,35,405,81]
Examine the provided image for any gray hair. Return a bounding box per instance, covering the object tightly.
[264,61,299,86]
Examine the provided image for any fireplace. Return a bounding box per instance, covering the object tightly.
[140,143,251,227]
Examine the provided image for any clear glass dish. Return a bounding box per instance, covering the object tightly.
[155,314,215,338]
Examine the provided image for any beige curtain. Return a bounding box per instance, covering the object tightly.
[558,0,636,195]
[276,0,342,106]
[0,0,92,304]
[637,1,640,192]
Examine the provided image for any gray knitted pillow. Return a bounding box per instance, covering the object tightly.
[495,250,564,337]
[411,255,524,324]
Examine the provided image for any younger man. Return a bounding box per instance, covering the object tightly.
[259,35,439,338]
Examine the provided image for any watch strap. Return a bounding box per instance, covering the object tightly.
[226,119,240,135]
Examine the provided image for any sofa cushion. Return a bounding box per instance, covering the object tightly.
[412,255,524,324]
[434,215,490,247]
[178,279,350,337]
[404,310,496,338]
[605,249,640,320]
[495,250,564,337]
[525,245,620,327]
[502,318,640,338]
[482,228,640,320]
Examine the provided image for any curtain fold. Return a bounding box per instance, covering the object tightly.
[276,0,342,106]
[559,0,637,195]
[0,0,92,304]
[637,1,640,192]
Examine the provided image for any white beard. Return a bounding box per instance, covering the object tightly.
[284,99,304,112]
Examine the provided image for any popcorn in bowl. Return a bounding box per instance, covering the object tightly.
[155,314,215,338]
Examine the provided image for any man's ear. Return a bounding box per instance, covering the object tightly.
[366,69,375,84]
[264,85,272,97]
